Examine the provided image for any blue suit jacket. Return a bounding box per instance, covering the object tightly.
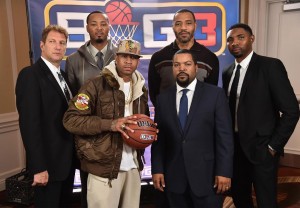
[151,80,234,197]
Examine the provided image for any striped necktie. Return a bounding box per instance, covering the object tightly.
[57,72,71,101]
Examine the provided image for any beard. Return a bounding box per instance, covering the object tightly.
[231,52,243,58]
[95,38,105,43]
[174,30,195,44]
[176,72,190,88]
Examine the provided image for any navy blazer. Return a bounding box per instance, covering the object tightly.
[16,58,73,181]
[151,80,234,197]
[223,53,299,163]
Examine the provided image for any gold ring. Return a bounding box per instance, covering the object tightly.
[226,186,229,189]
[121,124,126,130]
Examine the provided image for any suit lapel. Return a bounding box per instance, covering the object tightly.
[38,58,68,104]
[184,81,204,133]
[169,86,183,134]
[239,53,258,103]
[223,63,235,93]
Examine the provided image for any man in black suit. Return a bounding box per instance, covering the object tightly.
[151,49,234,207]
[223,23,299,208]
[15,25,74,207]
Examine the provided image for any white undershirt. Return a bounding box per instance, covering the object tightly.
[119,82,137,171]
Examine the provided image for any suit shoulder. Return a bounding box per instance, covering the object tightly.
[18,64,39,77]
[202,81,223,91]
[256,54,282,64]
[66,50,81,61]
[157,85,175,97]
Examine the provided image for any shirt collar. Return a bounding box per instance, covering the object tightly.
[176,78,197,94]
[41,56,60,73]
[235,51,253,69]
[88,42,108,58]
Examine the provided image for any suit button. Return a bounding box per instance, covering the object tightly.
[182,140,186,143]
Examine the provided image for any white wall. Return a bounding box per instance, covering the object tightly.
[0,0,26,191]
[248,0,300,155]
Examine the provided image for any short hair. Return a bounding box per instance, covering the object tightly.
[228,23,253,35]
[41,25,68,43]
[173,9,196,22]
[173,49,197,65]
[86,10,109,24]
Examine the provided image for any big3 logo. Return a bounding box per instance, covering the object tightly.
[44,0,226,56]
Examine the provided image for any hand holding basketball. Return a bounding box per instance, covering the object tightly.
[121,114,157,149]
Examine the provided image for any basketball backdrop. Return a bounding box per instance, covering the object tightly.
[105,1,139,46]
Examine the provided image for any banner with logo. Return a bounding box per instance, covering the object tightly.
[26,0,239,181]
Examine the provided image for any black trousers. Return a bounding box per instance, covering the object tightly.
[166,185,223,208]
[231,134,279,208]
[80,170,88,208]
[34,181,62,208]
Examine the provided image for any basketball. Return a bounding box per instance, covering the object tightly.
[121,114,157,149]
[105,1,132,24]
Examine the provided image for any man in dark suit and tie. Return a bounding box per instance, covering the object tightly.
[223,23,299,208]
[15,25,74,207]
[151,49,234,207]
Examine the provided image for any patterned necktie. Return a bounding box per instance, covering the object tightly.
[57,72,71,101]
[179,89,189,129]
[229,64,241,127]
[96,52,104,70]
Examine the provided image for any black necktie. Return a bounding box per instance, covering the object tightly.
[229,64,241,127]
[57,72,71,101]
[96,52,104,70]
[179,89,189,129]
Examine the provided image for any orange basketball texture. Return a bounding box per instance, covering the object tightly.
[105,1,132,24]
[122,114,157,149]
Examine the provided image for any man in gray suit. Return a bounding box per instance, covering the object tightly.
[65,10,117,207]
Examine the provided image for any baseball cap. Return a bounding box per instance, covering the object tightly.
[116,39,142,58]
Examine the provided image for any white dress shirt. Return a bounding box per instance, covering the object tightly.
[227,51,253,132]
[176,78,197,114]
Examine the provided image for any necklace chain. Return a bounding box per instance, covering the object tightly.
[125,80,133,105]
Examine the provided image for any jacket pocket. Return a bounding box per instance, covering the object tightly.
[75,134,114,163]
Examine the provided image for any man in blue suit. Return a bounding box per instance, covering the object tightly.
[151,49,234,207]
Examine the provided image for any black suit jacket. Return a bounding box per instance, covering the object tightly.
[151,81,234,197]
[16,58,73,181]
[223,53,299,164]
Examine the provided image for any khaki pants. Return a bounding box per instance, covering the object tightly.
[87,169,141,208]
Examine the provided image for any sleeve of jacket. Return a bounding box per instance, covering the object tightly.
[63,79,113,136]
[151,95,165,174]
[148,54,161,107]
[15,68,47,174]
[267,58,300,152]
[65,56,79,95]
[214,89,234,177]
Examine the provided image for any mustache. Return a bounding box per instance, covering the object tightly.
[179,31,190,35]
[177,72,188,77]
